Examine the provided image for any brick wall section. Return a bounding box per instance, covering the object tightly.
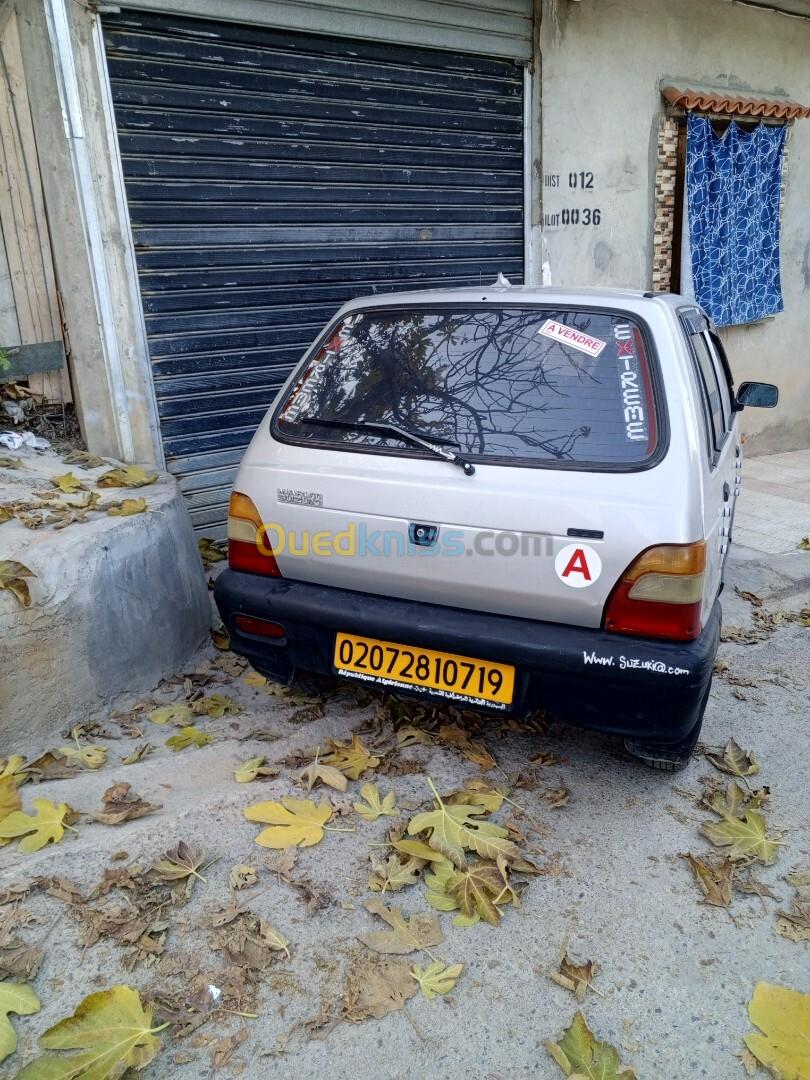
[652,114,679,291]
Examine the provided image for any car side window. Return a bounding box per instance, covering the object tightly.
[705,332,734,429]
[690,332,726,453]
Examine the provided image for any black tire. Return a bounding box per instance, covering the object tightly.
[624,680,711,772]
[623,745,693,772]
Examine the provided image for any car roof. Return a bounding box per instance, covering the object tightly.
[337,282,692,316]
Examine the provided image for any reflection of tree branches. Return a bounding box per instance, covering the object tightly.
[282,309,627,462]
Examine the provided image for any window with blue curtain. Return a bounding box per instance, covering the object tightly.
[686,114,787,327]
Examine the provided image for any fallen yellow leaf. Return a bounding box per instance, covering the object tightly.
[546,1011,636,1079]
[96,465,157,488]
[106,498,147,517]
[744,981,810,1079]
[0,776,22,848]
[0,981,40,1064]
[165,726,213,752]
[51,472,85,494]
[245,796,332,848]
[411,962,463,1000]
[0,798,72,853]
[15,985,165,1078]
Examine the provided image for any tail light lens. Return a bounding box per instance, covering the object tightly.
[227,492,281,577]
[604,542,706,641]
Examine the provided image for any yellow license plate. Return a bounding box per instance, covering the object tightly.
[333,632,515,707]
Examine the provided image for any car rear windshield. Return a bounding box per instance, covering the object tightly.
[273,306,660,468]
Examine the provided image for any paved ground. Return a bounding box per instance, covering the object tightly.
[735,447,810,555]
[2,541,808,1079]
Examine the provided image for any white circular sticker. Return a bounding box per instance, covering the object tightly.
[555,543,602,588]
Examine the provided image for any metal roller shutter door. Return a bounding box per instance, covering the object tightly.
[102,10,526,531]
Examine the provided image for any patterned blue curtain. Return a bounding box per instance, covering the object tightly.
[686,114,786,327]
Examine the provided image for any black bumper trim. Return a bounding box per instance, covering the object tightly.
[214,571,720,745]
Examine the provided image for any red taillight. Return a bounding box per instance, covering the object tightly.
[604,542,706,642]
[235,615,286,638]
[227,492,281,577]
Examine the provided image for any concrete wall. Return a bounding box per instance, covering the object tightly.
[535,0,810,452]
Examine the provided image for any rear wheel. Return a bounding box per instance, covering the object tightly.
[624,681,711,772]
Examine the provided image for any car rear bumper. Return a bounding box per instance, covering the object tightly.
[214,571,721,746]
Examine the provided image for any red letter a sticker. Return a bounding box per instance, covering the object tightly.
[561,548,591,581]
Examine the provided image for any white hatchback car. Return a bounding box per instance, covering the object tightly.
[215,284,778,770]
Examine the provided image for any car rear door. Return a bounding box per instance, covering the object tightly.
[680,310,738,604]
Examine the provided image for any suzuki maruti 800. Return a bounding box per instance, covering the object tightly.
[215,284,778,770]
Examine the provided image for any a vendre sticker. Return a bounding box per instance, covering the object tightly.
[538,319,607,358]
[555,543,602,588]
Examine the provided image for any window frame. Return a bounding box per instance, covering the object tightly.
[679,307,735,467]
[270,302,671,475]
[705,331,734,428]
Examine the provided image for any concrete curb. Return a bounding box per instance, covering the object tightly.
[726,545,810,601]
[0,451,210,739]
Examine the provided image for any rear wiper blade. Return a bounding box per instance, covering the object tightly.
[300,416,475,476]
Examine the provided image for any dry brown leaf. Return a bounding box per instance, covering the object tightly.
[775,869,810,942]
[89,783,162,825]
[121,744,154,766]
[542,787,571,809]
[775,904,810,943]
[396,725,436,748]
[322,735,381,780]
[152,841,211,893]
[0,560,35,607]
[357,898,443,956]
[343,954,417,1022]
[549,949,598,1002]
[450,860,515,926]
[735,872,780,901]
[62,449,107,469]
[437,723,496,769]
[446,779,504,814]
[211,1027,248,1069]
[368,853,426,893]
[680,852,734,907]
[288,703,325,725]
[705,738,760,778]
[25,751,81,783]
[229,865,258,891]
[264,848,298,882]
[210,908,289,970]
